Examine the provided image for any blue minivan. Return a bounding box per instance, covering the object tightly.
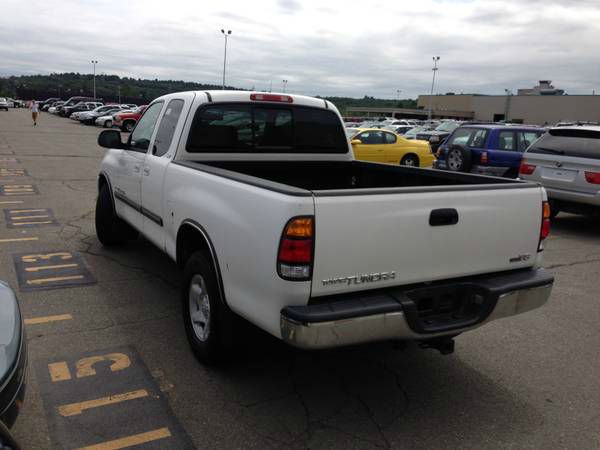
[434,124,545,178]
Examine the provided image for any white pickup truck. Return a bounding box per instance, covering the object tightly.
[95,90,554,363]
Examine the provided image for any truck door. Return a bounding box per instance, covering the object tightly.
[140,94,193,249]
[112,101,163,231]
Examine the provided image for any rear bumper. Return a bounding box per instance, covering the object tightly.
[545,186,600,207]
[281,268,553,350]
[471,165,510,177]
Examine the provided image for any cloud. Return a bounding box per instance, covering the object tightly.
[0,0,599,98]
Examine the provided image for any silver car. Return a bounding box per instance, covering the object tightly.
[519,126,600,217]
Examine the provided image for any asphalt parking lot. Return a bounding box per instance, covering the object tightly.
[2,109,600,449]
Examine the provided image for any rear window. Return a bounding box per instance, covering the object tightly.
[187,103,348,153]
[527,129,600,159]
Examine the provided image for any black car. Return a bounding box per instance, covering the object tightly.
[40,97,60,111]
[415,121,462,151]
[0,282,26,430]
[57,96,99,116]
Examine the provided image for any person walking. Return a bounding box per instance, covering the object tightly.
[30,100,39,126]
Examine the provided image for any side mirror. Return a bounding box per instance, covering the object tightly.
[98,129,125,149]
[351,139,362,145]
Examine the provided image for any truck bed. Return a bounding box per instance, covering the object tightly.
[177,160,524,195]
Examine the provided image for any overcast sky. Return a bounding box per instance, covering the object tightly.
[1,0,599,98]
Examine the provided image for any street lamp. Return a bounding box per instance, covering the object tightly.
[504,89,513,122]
[427,56,440,121]
[91,60,98,99]
[282,79,288,92]
[396,89,402,101]
[221,29,232,89]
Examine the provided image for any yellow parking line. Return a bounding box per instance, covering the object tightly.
[8,208,45,213]
[13,221,54,226]
[3,192,34,196]
[25,314,73,325]
[77,428,172,450]
[11,215,50,219]
[48,361,72,382]
[25,263,78,272]
[26,275,84,285]
[0,237,38,243]
[58,389,149,417]
[0,201,23,204]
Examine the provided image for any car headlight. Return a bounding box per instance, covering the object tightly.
[0,282,21,386]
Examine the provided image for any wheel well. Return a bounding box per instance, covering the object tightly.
[176,223,212,269]
[98,173,108,193]
[401,153,419,162]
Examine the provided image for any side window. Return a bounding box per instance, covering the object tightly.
[497,131,516,151]
[153,99,184,157]
[384,132,397,144]
[448,128,474,146]
[357,131,384,144]
[467,129,488,148]
[130,102,164,151]
[518,131,541,152]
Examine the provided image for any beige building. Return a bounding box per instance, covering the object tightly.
[416,93,600,125]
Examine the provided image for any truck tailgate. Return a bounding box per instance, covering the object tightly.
[311,186,543,297]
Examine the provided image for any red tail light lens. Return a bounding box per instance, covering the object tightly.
[538,201,551,250]
[250,93,293,103]
[480,152,488,165]
[277,216,314,280]
[584,171,600,184]
[519,163,536,175]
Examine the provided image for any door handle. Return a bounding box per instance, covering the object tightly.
[133,165,140,173]
[143,167,150,176]
[429,208,459,226]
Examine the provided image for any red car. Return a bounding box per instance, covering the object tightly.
[113,105,148,132]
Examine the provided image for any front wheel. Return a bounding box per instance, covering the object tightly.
[124,121,135,132]
[182,251,237,364]
[104,120,112,128]
[400,154,419,167]
[95,184,138,246]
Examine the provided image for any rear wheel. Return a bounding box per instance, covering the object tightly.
[182,251,237,364]
[124,121,135,132]
[95,183,138,246]
[104,119,112,128]
[400,154,419,167]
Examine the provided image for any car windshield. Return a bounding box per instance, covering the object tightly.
[527,128,600,159]
[435,122,460,132]
[404,126,427,137]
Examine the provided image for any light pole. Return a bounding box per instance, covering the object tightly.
[118,85,121,104]
[91,60,98,99]
[427,56,440,121]
[396,89,401,101]
[504,89,513,122]
[221,29,232,89]
[282,79,288,92]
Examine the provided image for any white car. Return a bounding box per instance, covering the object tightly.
[95,90,554,364]
[0,98,8,111]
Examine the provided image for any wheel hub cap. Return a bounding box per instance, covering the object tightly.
[189,274,210,342]
[448,150,462,170]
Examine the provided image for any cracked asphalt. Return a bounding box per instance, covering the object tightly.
[2,109,600,449]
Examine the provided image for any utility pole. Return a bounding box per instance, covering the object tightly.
[221,29,232,89]
[427,56,440,121]
[118,85,121,104]
[91,60,98,99]
[282,79,288,92]
[504,89,513,122]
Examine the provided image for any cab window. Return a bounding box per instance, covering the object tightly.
[153,99,184,157]
[130,102,164,151]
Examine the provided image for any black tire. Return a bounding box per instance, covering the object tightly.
[123,121,135,132]
[182,251,236,364]
[104,120,112,128]
[400,154,419,167]
[446,145,472,172]
[548,200,560,219]
[95,184,138,246]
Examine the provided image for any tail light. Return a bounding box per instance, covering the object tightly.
[519,162,536,175]
[480,152,488,165]
[538,201,551,251]
[250,93,293,103]
[277,216,314,280]
[436,147,443,157]
[584,171,600,184]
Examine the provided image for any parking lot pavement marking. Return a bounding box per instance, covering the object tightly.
[0,200,24,204]
[0,237,39,243]
[48,362,72,382]
[58,389,149,417]
[13,250,96,291]
[77,427,172,450]
[0,157,19,163]
[24,314,73,326]
[0,184,38,196]
[4,207,58,228]
[35,346,194,449]
[0,168,27,177]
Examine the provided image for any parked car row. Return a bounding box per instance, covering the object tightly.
[39,96,146,132]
